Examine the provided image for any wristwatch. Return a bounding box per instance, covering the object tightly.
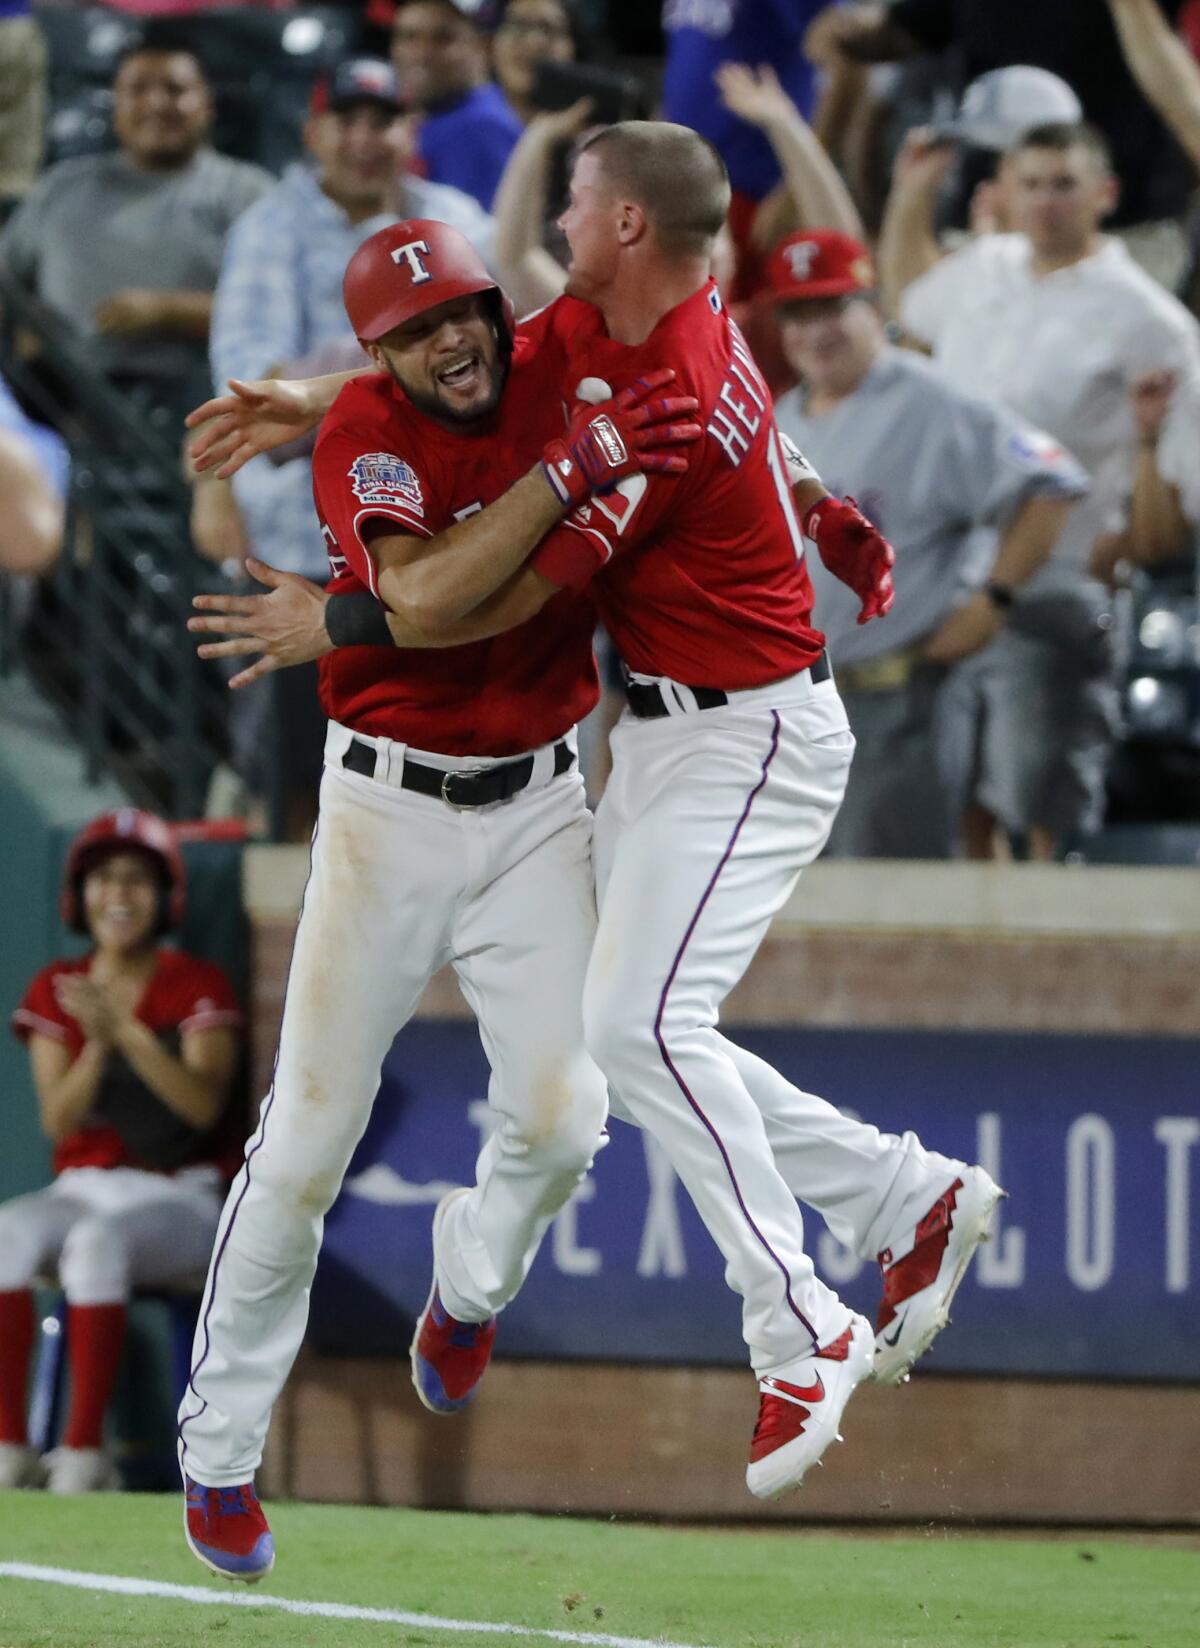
[983,580,1016,613]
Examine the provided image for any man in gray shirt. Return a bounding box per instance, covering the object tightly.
[1,33,271,429]
[773,229,1089,857]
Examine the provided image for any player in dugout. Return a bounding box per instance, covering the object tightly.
[187,123,999,1550]
[0,810,242,1495]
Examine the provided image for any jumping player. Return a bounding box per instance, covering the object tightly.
[177,219,702,1581]
[191,129,1001,1508]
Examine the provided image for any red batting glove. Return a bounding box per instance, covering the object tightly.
[542,369,702,508]
[803,494,896,626]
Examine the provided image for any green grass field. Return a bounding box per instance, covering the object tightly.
[0,1493,1197,1648]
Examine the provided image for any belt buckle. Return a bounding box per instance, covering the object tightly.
[440,766,488,808]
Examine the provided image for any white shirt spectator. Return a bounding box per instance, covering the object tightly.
[901,233,1200,588]
[1156,371,1200,530]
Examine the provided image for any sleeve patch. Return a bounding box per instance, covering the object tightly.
[348,453,425,516]
[1006,430,1068,471]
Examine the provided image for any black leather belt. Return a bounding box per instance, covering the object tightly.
[342,736,575,807]
[624,651,831,720]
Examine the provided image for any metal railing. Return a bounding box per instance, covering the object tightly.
[0,264,230,819]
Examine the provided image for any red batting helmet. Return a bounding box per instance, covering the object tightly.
[343,219,515,347]
[60,808,186,936]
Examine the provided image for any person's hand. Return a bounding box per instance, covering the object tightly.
[526,96,596,146]
[54,975,120,1044]
[187,379,323,478]
[922,589,1004,664]
[93,289,169,336]
[542,369,703,508]
[714,63,800,131]
[803,3,889,67]
[892,126,956,196]
[1088,529,1132,587]
[803,494,896,624]
[1130,368,1177,443]
[189,557,333,689]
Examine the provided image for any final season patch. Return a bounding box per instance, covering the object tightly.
[348,452,425,513]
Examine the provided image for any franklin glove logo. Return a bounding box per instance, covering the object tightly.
[591,416,628,469]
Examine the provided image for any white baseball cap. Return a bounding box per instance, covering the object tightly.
[937,66,1083,152]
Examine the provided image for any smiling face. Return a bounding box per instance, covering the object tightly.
[778,295,883,399]
[82,851,162,953]
[391,1,485,110]
[306,104,399,218]
[369,291,506,424]
[558,149,624,303]
[113,50,213,170]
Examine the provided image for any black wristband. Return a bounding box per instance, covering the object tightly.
[325,591,395,648]
[983,580,1016,613]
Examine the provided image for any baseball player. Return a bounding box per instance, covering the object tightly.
[178,219,702,1581]
[1,810,242,1495]
[191,125,1003,1508]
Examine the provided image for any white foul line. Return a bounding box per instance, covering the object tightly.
[0,1563,711,1648]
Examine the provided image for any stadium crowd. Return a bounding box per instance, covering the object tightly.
[1,0,1199,860]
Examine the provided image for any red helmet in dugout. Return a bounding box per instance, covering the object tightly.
[343,220,516,348]
[60,808,187,935]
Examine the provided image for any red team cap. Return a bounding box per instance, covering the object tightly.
[767,230,877,303]
[342,220,516,346]
[60,808,187,935]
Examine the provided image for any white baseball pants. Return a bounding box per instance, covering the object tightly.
[0,1167,222,1304]
[179,726,608,1486]
[585,670,959,1377]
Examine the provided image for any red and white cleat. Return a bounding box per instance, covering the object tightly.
[410,1189,496,1415]
[873,1165,1004,1386]
[745,1313,875,1500]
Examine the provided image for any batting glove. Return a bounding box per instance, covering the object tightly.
[542,369,702,509]
[803,494,896,626]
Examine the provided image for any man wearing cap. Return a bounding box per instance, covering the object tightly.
[208,56,496,826]
[392,0,523,209]
[895,119,1200,858]
[772,227,1088,856]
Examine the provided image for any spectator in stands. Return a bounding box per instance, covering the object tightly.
[772,230,1088,856]
[662,0,830,300]
[209,56,495,835]
[876,66,1084,316]
[0,30,271,434]
[392,0,522,209]
[0,2,45,218]
[491,0,583,125]
[895,121,1200,858]
[806,0,1196,288]
[0,372,66,577]
[0,810,241,1494]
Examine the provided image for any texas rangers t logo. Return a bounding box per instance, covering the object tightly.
[391,239,433,285]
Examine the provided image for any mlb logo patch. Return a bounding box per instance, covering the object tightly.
[349,452,424,513]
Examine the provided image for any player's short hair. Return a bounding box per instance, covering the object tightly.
[1009,120,1113,175]
[578,121,731,259]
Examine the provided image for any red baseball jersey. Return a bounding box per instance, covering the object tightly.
[524,281,825,690]
[312,339,598,756]
[12,950,243,1176]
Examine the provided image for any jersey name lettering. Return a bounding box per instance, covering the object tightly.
[707,330,768,469]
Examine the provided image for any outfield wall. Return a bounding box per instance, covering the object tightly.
[246,851,1200,1524]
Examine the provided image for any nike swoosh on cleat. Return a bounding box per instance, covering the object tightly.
[881,1312,907,1348]
[763,1373,825,1403]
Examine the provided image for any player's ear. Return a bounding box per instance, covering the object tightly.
[617,200,647,248]
[365,342,386,372]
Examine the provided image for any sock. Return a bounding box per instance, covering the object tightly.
[0,1289,35,1445]
[62,1302,126,1451]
